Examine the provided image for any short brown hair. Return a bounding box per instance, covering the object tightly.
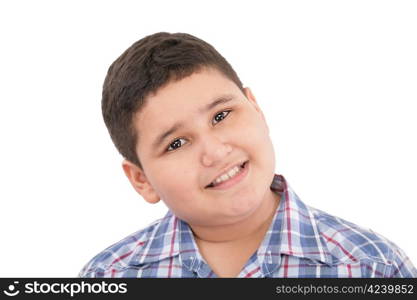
[102,32,244,169]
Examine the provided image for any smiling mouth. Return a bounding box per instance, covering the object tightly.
[205,161,248,188]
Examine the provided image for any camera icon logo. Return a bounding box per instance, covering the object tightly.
[3,281,20,297]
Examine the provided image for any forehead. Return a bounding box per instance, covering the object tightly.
[146,68,237,111]
[135,68,242,139]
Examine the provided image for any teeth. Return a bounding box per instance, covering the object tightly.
[213,165,242,186]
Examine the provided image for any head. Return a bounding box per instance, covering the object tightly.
[102,32,276,227]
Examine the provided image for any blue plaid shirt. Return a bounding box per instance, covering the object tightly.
[79,174,417,278]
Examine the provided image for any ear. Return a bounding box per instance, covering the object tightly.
[122,160,161,204]
[243,87,266,122]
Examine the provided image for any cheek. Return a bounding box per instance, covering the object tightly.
[236,113,270,147]
[149,162,196,200]
[236,113,276,169]
[153,169,202,221]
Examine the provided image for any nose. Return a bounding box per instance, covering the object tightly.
[201,135,233,167]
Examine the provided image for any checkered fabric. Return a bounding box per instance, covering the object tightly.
[79,174,417,278]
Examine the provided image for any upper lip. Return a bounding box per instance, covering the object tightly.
[205,160,247,188]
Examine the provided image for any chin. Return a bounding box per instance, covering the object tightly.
[227,194,263,218]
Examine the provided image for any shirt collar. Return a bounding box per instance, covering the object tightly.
[129,174,334,270]
[257,174,334,275]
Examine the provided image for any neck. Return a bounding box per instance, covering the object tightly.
[190,189,280,244]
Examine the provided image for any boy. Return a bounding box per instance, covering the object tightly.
[79,32,416,278]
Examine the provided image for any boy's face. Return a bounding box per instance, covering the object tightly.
[123,67,276,227]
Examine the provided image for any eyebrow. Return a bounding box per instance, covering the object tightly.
[151,94,235,150]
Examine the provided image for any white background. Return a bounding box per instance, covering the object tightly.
[0,0,416,277]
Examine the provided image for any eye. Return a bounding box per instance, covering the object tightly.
[166,138,187,152]
[212,110,231,125]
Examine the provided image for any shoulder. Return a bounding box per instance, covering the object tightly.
[79,213,172,278]
[310,206,417,277]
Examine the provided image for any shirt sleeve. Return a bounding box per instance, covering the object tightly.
[78,261,98,278]
[78,253,108,278]
[389,243,417,278]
